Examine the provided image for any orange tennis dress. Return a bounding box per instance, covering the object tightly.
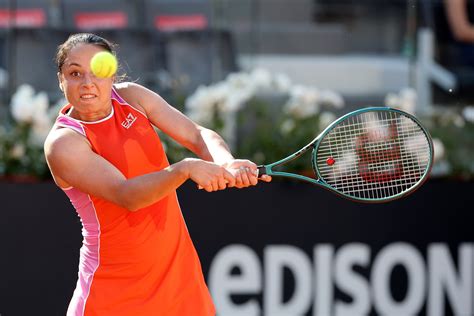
[54,88,215,316]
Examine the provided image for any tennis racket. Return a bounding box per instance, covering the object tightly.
[257,107,433,203]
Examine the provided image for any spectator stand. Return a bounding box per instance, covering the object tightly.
[0,1,239,106]
[0,0,67,104]
[61,0,161,92]
[144,0,237,96]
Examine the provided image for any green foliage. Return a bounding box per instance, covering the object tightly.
[424,111,474,180]
[0,122,49,180]
[235,97,322,172]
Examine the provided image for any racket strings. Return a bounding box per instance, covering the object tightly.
[343,114,423,198]
[339,113,425,198]
[316,111,431,200]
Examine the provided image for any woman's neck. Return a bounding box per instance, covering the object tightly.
[68,104,113,122]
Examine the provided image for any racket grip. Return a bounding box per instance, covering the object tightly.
[257,165,267,177]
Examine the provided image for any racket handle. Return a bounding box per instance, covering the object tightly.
[257,165,267,177]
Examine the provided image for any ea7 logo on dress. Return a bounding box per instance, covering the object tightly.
[121,113,137,129]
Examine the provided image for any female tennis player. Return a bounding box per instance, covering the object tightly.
[44,33,270,316]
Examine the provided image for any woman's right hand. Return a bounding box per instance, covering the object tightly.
[180,158,236,192]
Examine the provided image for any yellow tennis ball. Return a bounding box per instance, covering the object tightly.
[90,51,117,78]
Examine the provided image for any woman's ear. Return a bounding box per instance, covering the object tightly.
[57,72,63,91]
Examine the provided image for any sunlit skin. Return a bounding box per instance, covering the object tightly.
[57,43,114,122]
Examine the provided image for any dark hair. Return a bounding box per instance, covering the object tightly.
[56,33,117,72]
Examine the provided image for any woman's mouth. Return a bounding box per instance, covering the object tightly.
[80,94,97,99]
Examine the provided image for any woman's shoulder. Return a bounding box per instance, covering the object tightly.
[113,82,149,113]
[113,82,169,117]
[114,81,149,98]
[44,126,90,160]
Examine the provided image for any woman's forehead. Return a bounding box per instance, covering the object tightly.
[64,44,105,67]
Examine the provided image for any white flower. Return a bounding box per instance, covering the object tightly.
[290,85,319,104]
[280,119,295,135]
[462,106,474,123]
[285,100,318,119]
[384,88,416,114]
[208,82,229,104]
[30,112,51,147]
[385,92,400,108]
[453,114,465,128]
[187,108,213,125]
[31,92,49,126]
[403,134,431,166]
[185,86,212,111]
[185,86,219,125]
[10,84,36,123]
[249,68,272,90]
[432,138,445,163]
[185,69,345,149]
[399,88,417,114]
[223,89,252,113]
[273,73,292,93]
[226,72,251,90]
[284,85,320,119]
[320,89,345,109]
[319,111,336,130]
[10,143,25,159]
[9,85,52,129]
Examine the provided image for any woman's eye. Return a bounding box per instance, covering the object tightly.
[70,71,80,77]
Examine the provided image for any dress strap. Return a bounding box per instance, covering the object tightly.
[55,115,86,136]
[111,86,127,104]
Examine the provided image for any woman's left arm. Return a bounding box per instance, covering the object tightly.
[117,83,270,187]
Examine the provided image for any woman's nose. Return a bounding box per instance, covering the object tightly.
[82,72,95,86]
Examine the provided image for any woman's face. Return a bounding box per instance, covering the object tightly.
[58,43,114,115]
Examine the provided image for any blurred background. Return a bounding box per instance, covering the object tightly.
[0,0,473,315]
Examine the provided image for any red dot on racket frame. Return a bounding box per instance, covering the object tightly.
[326,157,335,166]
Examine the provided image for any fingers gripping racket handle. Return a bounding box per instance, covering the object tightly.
[198,166,266,190]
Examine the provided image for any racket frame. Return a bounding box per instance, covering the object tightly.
[258,107,434,203]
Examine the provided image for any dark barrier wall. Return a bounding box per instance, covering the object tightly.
[0,179,473,315]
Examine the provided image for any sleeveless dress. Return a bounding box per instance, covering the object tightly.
[53,88,215,316]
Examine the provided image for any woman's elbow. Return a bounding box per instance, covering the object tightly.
[112,186,143,212]
[118,194,147,212]
[123,201,141,212]
[112,196,138,212]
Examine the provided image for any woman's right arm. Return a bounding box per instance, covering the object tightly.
[44,128,235,211]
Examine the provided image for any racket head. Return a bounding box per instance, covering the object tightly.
[312,107,433,203]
